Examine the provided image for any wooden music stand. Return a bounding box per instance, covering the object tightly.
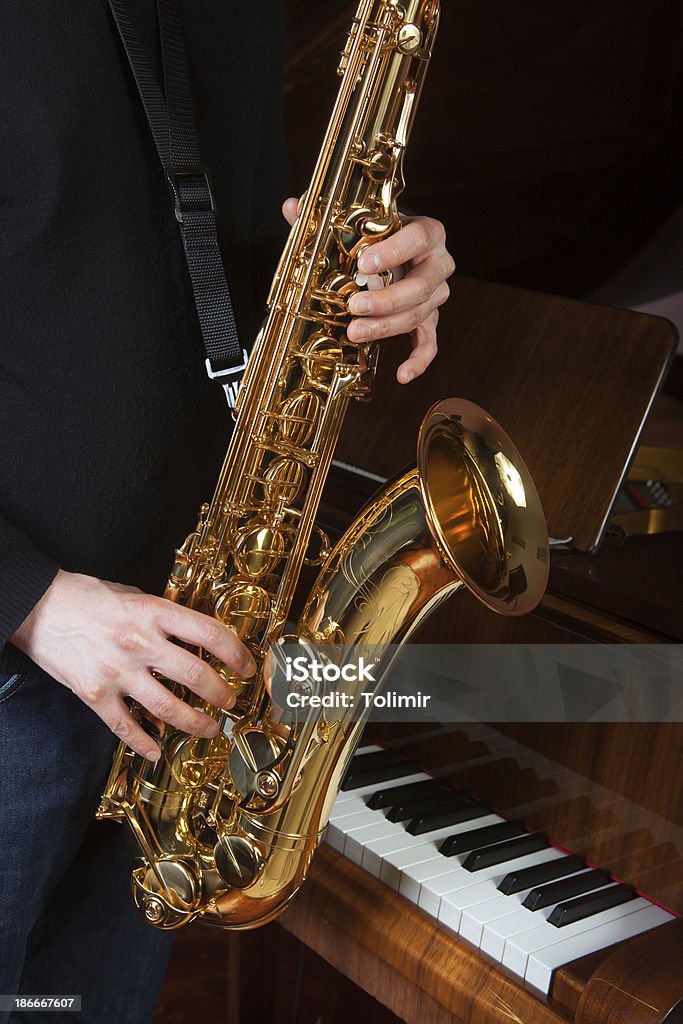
[334,276,677,552]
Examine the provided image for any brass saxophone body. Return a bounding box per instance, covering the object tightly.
[98,0,549,930]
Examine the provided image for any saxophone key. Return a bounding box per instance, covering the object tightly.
[167,730,229,789]
[310,271,358,319]
[262,457,307,505]
[297,332,343,389]
[396,22,423,54]
[233,522,286,579]
[334,206,374,256]
[131,857,201,930]
[214,832,264,889]
[275,389,323,446]
[229,727,283,802]
[212,580,272,639]
[252,434,319,470]
[205,655,256,703]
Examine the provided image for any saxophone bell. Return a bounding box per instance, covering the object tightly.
[301,398,549,655]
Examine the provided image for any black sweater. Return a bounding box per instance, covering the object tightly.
[0,1,289,659]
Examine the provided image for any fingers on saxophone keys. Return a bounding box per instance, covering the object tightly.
[153,644,238,712]
[347,297,438,344]
[282,196,299,227]
[357,218,446,274]
[136,674,221,739]
[100,697,162,762]
[348,273,444,319]
[156,601,257,677]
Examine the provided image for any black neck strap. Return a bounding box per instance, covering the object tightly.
[108,0,247,407]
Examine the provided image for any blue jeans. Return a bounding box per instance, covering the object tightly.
[0,649,173,1024]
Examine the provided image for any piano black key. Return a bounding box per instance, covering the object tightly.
[523,867,612,911]
[341,750,416,791]
[386,789,473,824]
[497,854,586,895]
[449,758,560,803]
[548,883,637,928]
[348,749,402,772]
[366,776,450,811]
[407,801,491,836]
[341,761,418,791]
[438,820,525,856]
[462,833,549,872]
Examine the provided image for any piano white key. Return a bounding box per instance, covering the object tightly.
[327,806,378,837]
[344,736,675,992]
[343,817,411,865]
[427,849,559,922]
[327,808,387,851]
[326,822,347,852]
[457,851,570,946]
[368,815,497,888]
[459,894,532,948]
[501,895,653,980]
[481,882,617,962]
[329,814,403,858]
[327,811,378,851]
[375,821,499,889]
[328,796,374,822]
[398,859,463,903]
[451,857,566,921]
[332,785,377,808]
[396,815,506,903]
[526,903,675,994]
[361,832,439,881]
[361,822,457,881]
[330,777,431,821]
[358,790,481,864]
[376,840,444,889]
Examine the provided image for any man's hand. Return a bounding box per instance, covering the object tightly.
[11,570,255,761]
[283,198,455,383]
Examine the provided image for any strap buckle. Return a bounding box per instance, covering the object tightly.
[166,165,217,223]
[205,350,249,409]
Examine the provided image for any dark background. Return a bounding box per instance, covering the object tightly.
[282,0,683,300]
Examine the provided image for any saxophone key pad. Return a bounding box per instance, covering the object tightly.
[214,834,264,890]
[396,23,423,54]
[229,729,281,800]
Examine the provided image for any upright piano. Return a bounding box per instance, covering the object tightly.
[272,275,683,1024]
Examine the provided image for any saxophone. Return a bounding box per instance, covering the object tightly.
[97,0,549,930]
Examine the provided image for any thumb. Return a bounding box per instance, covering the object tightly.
[282,196,299,227]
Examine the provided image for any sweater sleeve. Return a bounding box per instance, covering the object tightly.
[0,513,60,649]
